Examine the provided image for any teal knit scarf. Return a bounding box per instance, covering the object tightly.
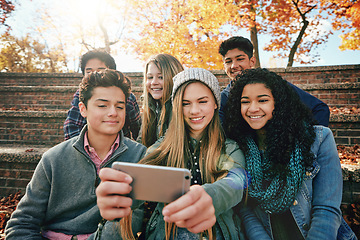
[246,137,305,213]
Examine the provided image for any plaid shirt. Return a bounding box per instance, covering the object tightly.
[64,90,141,140]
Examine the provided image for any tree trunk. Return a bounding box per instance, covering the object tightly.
[287,19,308,67]
[250,24,260,68]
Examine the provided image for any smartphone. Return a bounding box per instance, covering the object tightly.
[112,162,191,203]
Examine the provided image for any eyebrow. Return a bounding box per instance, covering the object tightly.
[95,99,126,104]
[183,96,209,101]
[241,94,271,99]
[224,54,246,61]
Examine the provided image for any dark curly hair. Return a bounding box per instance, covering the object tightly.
[224,68,316,171]
[79,69,130,107]
[80,49,116,75]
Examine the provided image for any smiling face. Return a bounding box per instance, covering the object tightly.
[182,82,218,140]
[79,86,126,140]
[223,48,256,80]
[240,83,275,131]
[145,62,164,100]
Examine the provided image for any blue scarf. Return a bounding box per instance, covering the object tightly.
[246,137,305,213]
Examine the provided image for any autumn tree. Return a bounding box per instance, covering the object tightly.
[0,0,15,32]
[325,0,360,50]
[0,33,68,72]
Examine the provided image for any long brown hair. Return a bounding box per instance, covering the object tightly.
[140,54,184,147]
[121,81,226,240]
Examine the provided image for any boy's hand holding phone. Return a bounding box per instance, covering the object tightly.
[96,168,133,221]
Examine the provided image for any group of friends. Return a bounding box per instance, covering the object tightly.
[5,36,357,239]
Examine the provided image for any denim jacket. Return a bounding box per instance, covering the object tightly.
[239,126,357,240]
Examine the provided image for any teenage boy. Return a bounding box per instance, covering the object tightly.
[218,36,330,127]
[64,49,141,140]
[5,70,147,239]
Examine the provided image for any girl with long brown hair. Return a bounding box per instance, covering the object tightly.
[137,54,184,147]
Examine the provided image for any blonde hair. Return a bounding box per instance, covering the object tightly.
[121,81,226,240]
[141,54,184,147]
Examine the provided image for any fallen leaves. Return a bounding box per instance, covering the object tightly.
[338,145,360,165]
[330,106,360,114]
[0,191,22,236]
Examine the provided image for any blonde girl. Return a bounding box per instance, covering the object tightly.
[95,68,248,240]
[138,54,184,147]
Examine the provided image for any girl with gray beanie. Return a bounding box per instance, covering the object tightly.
[94,68,248,239]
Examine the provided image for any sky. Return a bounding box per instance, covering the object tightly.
[4,0,360,72]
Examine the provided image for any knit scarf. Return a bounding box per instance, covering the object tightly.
[246,137,305,213]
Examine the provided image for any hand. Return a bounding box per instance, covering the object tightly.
[162,185,216,233]
[96,168,133,221]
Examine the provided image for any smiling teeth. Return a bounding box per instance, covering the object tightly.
[191,117,203,121]
[249,116,262,119]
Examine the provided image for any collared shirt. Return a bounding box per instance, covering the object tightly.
[42,132,120,240]
[84,132,120,174]
[64,90,141,140]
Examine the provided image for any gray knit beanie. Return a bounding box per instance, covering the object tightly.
[171,68,221,106]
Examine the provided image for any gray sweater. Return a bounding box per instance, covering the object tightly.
[5,126,147,239]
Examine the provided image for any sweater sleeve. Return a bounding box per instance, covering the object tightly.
[5,158,52,239]
[287,82,330,127]
[202,139,247,217]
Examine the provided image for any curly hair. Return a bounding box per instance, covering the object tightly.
[224,68,316,171]
[79,69,130,107]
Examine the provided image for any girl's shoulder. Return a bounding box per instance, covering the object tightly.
[312,125,333,143]
[224,138,241,152]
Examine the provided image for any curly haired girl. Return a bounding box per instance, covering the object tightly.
[224,68,356,240]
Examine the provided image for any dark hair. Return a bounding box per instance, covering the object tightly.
[218,36,254,59]
[80,49,116,75]
[79,69,130,107]
[224,68,316,171]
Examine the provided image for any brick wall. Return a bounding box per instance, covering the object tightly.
[0,65,359,197]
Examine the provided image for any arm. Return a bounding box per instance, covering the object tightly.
[162,141,247,233]
[64,90,87,140]
[306,126,342,239]
[287,82,330,127]
[238,206,272,240]
[126,93,141,140]
[219,84,231,127]
[5,159,51,239]
[202,141,247,216]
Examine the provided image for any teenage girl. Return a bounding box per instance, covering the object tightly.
[137,54,184,147]
[224,68,356,240]
[94,68,248,240]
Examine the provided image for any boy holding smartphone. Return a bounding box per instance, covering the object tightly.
[5,70,147,239]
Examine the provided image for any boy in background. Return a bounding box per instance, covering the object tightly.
[218,36,330,127]
[6,70,147,239]
[64,49,141,140]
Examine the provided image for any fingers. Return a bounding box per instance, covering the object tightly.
[98,167,132,183]
[96,167,134,221]
[162,185,216,233]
